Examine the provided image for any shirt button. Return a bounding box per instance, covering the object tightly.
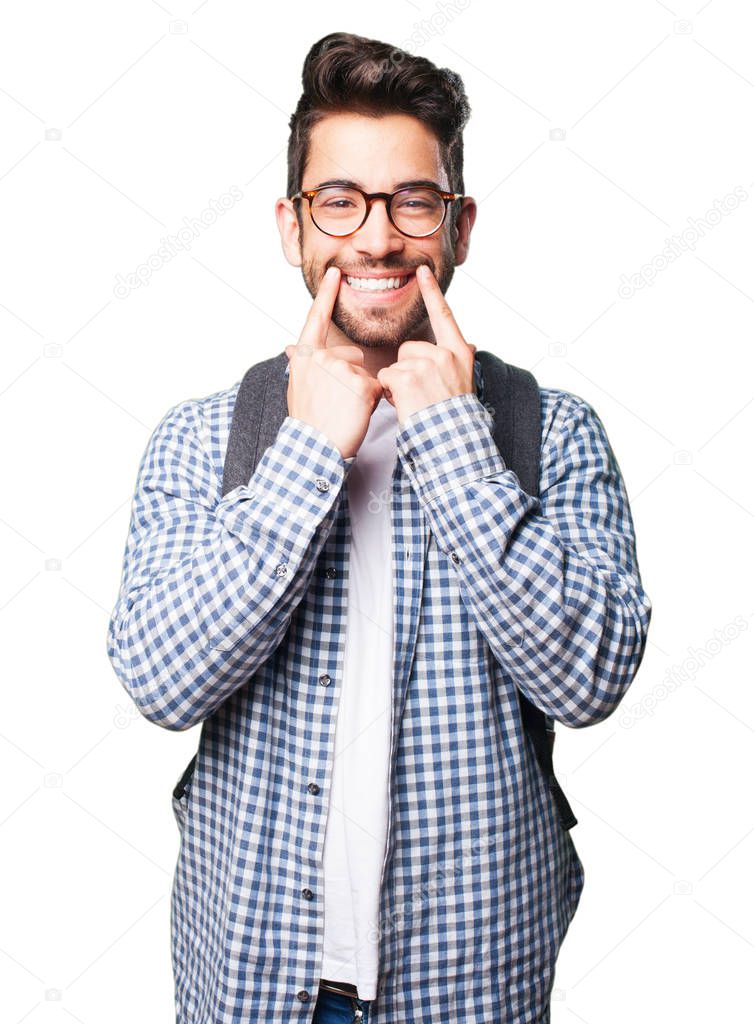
[406,456,415,470]
[302,887,314,900]
[318,673,331,687]
[275,563,288,577]
[307,782,320,795]
[324,567,337,579]
[450,549,461,565]
[315,477,330,492]
[296,990,310,1002]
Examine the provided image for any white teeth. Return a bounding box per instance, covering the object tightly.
[346,275,409,291]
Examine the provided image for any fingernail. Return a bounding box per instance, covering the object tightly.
[327,266,340,279]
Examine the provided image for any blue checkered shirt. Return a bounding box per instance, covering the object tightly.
[107,359,651,1023]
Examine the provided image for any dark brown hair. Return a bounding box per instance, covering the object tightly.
[287,32,471,234]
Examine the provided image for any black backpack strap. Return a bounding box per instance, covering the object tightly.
[222,351,289,498]
[475,351,578,831]
[172,752,197,801]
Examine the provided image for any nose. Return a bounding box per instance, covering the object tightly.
[351,197,405,259]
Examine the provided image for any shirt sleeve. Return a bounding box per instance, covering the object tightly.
[106,399,355,731]
[394,389,652,728]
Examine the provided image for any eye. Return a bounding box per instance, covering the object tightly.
[392,189,444,214]
[322,197,357,209]
[312,187,362,211]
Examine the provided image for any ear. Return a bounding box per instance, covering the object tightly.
[452,197,477,267]
[275,197,303,268]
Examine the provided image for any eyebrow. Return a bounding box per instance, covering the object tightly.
[312,178,445,191]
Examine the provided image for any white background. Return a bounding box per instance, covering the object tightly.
[1,1,752,1021]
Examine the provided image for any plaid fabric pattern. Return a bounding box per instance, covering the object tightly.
[107,368,651,1023]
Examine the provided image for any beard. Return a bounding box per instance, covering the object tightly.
[300,237,456,351]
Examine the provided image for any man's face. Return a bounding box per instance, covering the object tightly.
[294,112,459,351]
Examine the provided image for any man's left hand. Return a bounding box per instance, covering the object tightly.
[377,264,477,427]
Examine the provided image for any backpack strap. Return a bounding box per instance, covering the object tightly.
[475,350,577,831]
[222,351,289,498]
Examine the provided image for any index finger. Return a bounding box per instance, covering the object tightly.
[298,266,341,350]
[416,264,467,354]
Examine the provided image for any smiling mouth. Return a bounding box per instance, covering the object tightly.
[343,270,417,295]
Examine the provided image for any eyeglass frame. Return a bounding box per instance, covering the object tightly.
[289,184,465,239]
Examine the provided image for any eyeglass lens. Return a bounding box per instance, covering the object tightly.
[310,187,445,237]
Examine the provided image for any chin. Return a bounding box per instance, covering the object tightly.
[333,300,427,348]
[334,323,405,349]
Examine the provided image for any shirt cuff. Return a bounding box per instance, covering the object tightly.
[395,391,512,501]
[216,414,355,533]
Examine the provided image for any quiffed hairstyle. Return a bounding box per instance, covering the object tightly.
[287,31,471,234]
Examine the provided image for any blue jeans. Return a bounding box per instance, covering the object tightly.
[312,985,551,1021]
[313,986,372,1022]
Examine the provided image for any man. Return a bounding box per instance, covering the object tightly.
[107,31,652,1024]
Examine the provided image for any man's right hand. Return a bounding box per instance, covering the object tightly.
[284,266,384,460]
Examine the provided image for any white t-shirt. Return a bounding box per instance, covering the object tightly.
[319,394,398,999]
